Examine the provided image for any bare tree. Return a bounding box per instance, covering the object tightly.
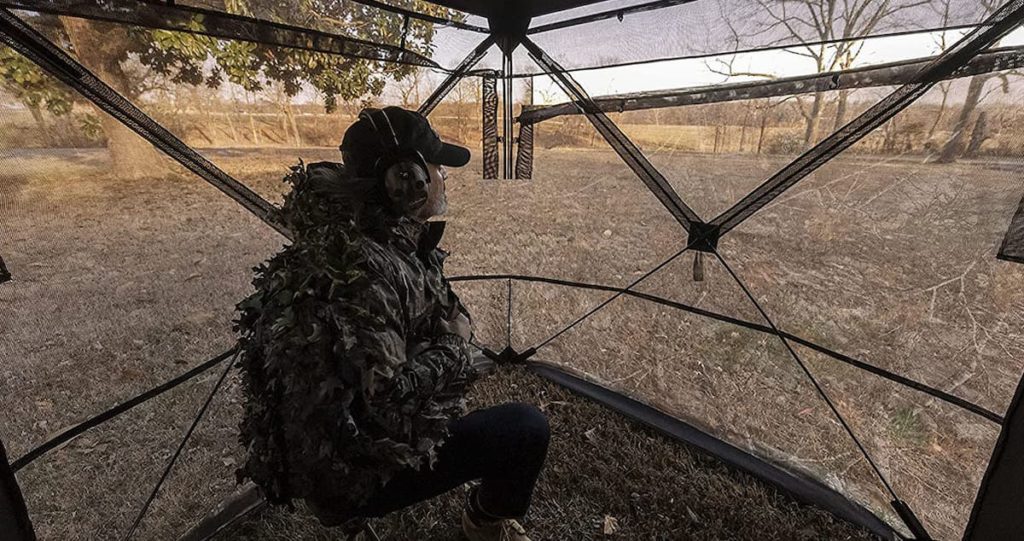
[713,0,928,149]
[936,0,1022,163]
[924,0,961,140]
[395,68,426,108]
[753,98,790,154]
[520,76,535,109]
[449,77,479,144]
[936,71,1019,162]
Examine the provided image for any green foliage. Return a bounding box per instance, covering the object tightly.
[77,113,104,140]
[139,0,462,111]
[889,407,926,445]
[3,1,460,116]
[233,162,465,516]
[0,44,73,115]
[234,163,377,509]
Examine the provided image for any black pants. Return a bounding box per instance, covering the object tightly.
[355,402,550,519]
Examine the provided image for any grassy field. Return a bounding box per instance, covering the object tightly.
[1,143,1022,540]
[224,365,877,541]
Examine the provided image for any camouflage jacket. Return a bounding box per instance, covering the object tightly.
[235,161,477,517]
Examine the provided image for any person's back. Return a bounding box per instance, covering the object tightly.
[235,107,549,540]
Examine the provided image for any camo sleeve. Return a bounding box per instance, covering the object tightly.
[343,263,476,427]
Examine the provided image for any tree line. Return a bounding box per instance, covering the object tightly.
[0,2,455,178]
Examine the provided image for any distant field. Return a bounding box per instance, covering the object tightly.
[7,100,1023,160]
[1,144,1022,540]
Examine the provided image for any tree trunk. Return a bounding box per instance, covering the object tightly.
[27,104,53,145]
[833,89,849,131]
[225,111,239,143]
[249,114,260,144]
[927,84,950,140]
[59,17,167,179]
[937,75,987,164]
[802,91,824,149]
[279,109,290,144]
[965,111,990,158]
[882,117,899,153]
[757,113,768,155]
[289,110,302,146]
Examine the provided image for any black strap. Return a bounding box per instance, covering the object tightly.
[448,273,1003,424]
[11,348,236,473]
[522,36,701,230]
[0,9,291,240]
[419,35,496,116]
[0,0,441,69]
[711,0,1024,237]
[121,350,238,540]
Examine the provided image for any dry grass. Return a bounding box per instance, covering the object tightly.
[1,143,1022,540]
[223,365,878,541]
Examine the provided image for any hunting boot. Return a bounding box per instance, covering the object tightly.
[304,497,346,527]
[461,487,532,541]
[461,509,531,541]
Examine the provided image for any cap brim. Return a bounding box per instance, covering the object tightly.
[432,141,471,168]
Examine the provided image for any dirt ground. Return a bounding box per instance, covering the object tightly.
[1,144,1022,540]
[223,365,878,541]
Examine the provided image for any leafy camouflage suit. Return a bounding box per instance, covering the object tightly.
[235,161,478,521]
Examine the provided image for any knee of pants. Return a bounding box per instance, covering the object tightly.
[500,402,551,451]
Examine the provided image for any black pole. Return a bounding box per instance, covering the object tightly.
[963,368,1024,540]
[486,5,530,180]
[417,35,495,117]
[481,74,500,179]
[502,41,514,179]
[0,437,34,541]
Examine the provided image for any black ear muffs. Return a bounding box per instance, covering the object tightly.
[358,108,432,215]
[380,150,430,215]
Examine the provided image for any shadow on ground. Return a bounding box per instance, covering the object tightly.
[221,366,878,541]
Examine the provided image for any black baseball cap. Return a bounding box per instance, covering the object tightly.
[340,106,471,176]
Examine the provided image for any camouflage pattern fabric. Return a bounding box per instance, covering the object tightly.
[234,161,477,518]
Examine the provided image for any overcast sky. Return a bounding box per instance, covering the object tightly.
[527,26,1024,103]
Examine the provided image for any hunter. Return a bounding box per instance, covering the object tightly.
[235,106,549,541]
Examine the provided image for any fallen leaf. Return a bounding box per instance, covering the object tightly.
[539,400,570,412]
[602,515,619,535]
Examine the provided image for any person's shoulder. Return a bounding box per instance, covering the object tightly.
[305,160,346,177]
[353,235,401,283]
